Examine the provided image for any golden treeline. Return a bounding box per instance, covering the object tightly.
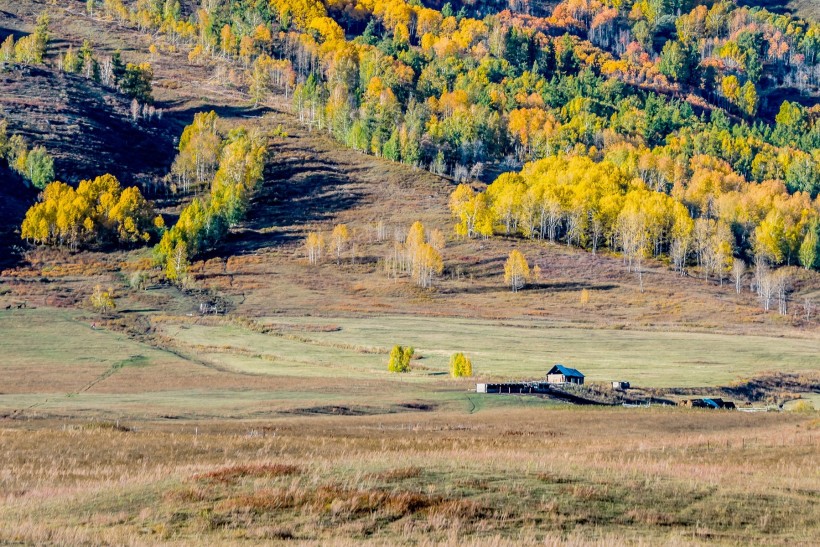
[21,174,157,251]
[450,153,820,278]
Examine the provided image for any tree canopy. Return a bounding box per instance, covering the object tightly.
[21,174,156,250]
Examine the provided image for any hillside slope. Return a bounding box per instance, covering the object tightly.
[0,65,174,187]
[0,63,180,267]
[738,1,820,20]
[0,1,817,335]
[0,167,35,269]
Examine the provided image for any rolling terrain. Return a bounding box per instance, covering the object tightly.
[0,0,818,544]
[739,0,820,20]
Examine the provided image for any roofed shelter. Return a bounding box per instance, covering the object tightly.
[547,365,584,385]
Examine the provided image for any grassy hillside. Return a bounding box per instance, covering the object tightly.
[791,0,820,20]
[0,66,174,186]
[0,5,248,266]
[739,0,820,20]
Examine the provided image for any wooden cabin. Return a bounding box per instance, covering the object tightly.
[546,365,585,385]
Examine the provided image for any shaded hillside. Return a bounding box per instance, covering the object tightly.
[0,65,175,188]
[0,63,179,267]
[790,0,820,20]
[0,166,35,269]
[738,0,820,20]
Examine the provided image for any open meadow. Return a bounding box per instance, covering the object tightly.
[2,306,819,419]
[0,303,819,543]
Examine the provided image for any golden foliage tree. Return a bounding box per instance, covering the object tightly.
[90,285,115,315]
[155,115,267,282]
[171,110,221,192]
[330,223,350,264]
[305,231,324,264]
[388,345,414,373]
[449,352,472,377]
[21,174,155,250]
[504,249,530,292]
[385,221,445,288]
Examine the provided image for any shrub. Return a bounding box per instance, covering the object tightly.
[449,352,472,378]
[791,400,816,413]
[90,285,115,315]
[388,345,414,373]
[128,270,149,290]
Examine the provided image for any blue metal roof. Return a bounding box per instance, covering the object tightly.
[549,364,584,378]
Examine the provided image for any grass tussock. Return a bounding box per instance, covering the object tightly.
[205,483,490,536]
[193,463,301,484]
[75,421,134,432]
[374,466,424,482]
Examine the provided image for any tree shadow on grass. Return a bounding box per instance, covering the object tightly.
[0,168,36,270]
[440,281,618,295]
[0,27,28,42]
[531,281,618,292]
[156,102,274,134]
[438,284,506,295]
[216,155,366,256]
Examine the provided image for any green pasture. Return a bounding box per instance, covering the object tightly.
[0,309,187,382]
[154,321,392,379]
[147,313,820,388]
[2,308,818,420]
[259,315,820,388]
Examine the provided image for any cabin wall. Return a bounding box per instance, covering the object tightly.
[547,374,584,385]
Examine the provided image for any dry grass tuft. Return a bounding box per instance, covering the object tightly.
[374,466,424,481]
[76,421,134,432]
[193,463,301,484]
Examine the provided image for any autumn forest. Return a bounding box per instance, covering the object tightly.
[8,0,820,291]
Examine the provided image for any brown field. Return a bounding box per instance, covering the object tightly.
[0,409,818,545]
[0,2,819,544]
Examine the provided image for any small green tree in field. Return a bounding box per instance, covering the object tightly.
[388,345,414,373]
[449,352,472,378]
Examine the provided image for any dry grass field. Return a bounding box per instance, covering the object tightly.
[0,2,819,543]
[0,409,818,545]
